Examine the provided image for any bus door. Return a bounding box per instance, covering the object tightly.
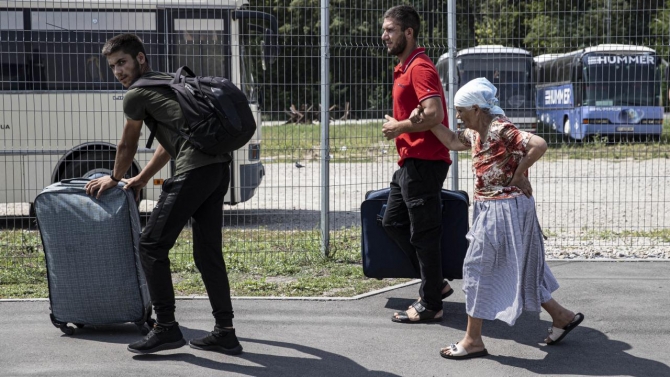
[166,9,238,203]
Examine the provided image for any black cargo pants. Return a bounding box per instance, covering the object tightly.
[382,158,449,312]
[140,162,234,327]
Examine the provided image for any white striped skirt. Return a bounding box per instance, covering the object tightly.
[462,195,559,326]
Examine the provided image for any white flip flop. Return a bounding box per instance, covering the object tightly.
[440,343,489,360]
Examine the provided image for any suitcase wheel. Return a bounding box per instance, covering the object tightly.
[59,325,75,336]
[50,313,76,335]
[137,318,155,335]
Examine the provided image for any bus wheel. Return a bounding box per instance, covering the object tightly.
[57,150,140,182]
[58,150,115,180]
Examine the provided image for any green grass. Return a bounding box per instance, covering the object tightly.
[0,230,49,298]
[261,119,670,163]
[0,227,410,299]
[262,121,397,163]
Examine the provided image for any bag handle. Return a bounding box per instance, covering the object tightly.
[146,129,156,149]
[376,204,387,226]
[59,178,91,184]
[173,66,197,84]
[59,178,124,187]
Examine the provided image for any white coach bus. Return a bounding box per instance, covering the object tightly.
[0,0,276,214]
[437,45,537,132]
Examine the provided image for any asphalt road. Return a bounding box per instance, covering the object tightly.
[1,261,669,377]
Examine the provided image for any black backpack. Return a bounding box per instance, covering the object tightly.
[129,66,256,155]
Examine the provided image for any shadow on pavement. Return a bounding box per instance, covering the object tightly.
[0,216,37,230]
[62,325,210,346]
[383,297,418,311]
[487,343,670,377]
[70,325,397,375]
[57,324,147,344]
[429,301,670,377]
[131,338,398,377]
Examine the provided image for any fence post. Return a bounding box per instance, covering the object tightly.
[447,0,459,191]
[320,0,330,257]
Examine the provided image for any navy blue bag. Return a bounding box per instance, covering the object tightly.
[360,188,469,279]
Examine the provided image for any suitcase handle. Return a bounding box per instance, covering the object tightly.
[59,178,92,185]
[59,178,125,188]
[376,204,387,225]
[376,202,450,226]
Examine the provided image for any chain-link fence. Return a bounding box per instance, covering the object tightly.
[1,0,669,280]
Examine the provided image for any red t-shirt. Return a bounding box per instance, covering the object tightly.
[393,47,451,166]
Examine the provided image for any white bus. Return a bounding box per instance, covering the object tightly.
[436,45,537,132]
[0,0,276,215]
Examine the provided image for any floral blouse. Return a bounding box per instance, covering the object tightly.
[458,116,533,201]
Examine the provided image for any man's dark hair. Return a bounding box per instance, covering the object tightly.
[101,33,148,63]
[384,5,421,40]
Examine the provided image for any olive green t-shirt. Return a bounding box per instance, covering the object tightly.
[123,72,230,176]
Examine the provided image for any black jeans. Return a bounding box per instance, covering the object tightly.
[140,162,233,327]
[382,158,449,312]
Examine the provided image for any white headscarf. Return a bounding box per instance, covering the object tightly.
[453,77,505,116]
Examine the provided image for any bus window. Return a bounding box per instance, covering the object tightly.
[460,69,528,109]
[583,57,659,107]
[1,30,164,91]
[26,31,117,90]
[239,41,258,104]
[0,34,29,90]
[172,19,230,79]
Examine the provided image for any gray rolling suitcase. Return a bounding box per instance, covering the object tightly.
[34,179,153,335]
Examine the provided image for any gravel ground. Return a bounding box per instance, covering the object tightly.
[226,158,670,260]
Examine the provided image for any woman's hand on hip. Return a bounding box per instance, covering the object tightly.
[509,174,532,198]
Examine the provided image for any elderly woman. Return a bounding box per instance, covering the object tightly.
[415,78,584,360]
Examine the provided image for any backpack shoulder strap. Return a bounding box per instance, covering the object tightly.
[145,125,156,150]
[128,76,173,90]
[127,75,173,149]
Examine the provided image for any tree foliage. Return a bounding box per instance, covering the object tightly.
[249,0,670,119]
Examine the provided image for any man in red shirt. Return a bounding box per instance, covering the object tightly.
[381,5,452,323]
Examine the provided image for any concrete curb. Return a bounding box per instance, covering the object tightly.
[1,259,668,303]
[0,279,422,303]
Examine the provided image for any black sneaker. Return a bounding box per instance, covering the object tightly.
[127,323,186,354]
[189,327,243,355]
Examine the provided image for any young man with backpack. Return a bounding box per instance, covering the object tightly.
[85,33,243,355]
